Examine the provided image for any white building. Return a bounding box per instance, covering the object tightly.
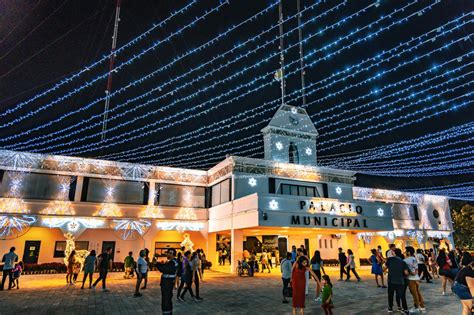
[0,105,454,271]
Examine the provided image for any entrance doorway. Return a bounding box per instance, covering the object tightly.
[278,237,287,258]
[23,241,41,264]
[101,241,116,262]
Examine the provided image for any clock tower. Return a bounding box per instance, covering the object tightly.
[261,104,318,166]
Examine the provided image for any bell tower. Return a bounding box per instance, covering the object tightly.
[261,104,318,166]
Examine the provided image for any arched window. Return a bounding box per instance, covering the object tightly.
[289,142,299,164]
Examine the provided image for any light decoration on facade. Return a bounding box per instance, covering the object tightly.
[64,232,89,270]
[0,151,42,170]
[377,208,384,216]
[248,177,257,187]
[0,215,36,240]
[275,142,283,150]
[305,147,312,155]
[269,200,279,210]
[406,230,425,245]
[139,205,165,219]
[353,187,423,204]
[156,221,204,231]
[335,186,342,195]
[42,217,105,229]
[377,229,405,241]
[41,200,75,216]
[0,198,29,214]
[291,107,298,114]
[94,203,122,217]
[180,233,195,251]
[426,230,451,239]
[175,207,197,221]
[113,219,151,240]
[358,232,374,244]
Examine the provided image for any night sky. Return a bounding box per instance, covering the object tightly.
[0,1,472,196]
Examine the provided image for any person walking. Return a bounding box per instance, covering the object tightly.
[92,247,113,292]
[436,249,455,295]
[320,275,334,315]
[261,250,271,273]
[10,261,23,290]
[386,248,409,314]
[337,248,348,281]
[175,252,183,289]
[369,249,385,288]
[1,247,18,291]
[310,250,326,301]
[345,249,361,282]
[81,250,96,289]
[428,248,439,279]
[291,256,319,315]
[274,247,280,267]
[66,250,76,285]
[416,249,432,283]
[191,251,203,301]
[134,250,148,297]
[124,251,135,279]
[281,252,292,304]
[157,249,178,315]
[405,246,426,313]
[453,259,474,315]
[177,251,195,302]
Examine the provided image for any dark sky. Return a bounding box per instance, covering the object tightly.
[0,1,472,194]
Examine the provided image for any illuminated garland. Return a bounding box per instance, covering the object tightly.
[113,219,151,240]
[139,205,165,219]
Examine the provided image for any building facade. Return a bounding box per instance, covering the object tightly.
[0,105,454,271]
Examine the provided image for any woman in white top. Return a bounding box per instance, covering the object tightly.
[404,246,426,313]
[134,250,148,297]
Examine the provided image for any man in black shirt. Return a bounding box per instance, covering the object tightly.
[157,249,178,315]
[338,248,348,281]
[386,248,409,314]
[93,247,113,292]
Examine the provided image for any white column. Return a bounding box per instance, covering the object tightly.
[231,229,243,273]
[74,176,84,202]
[148,180,156,205]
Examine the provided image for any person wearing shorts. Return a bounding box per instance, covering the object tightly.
[453,260,474,315]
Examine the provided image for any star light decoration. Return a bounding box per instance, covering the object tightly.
[139,205,165,219]
[335,186,342,195]
[113,219,151,240]
[94,203,122,217]
[305,147,312,155]
[291,107,298,114]
[269,199,278,210]
[0,215,36,240]
[275,141,283,150]
[377,208,385,216]
[248,177,257,187]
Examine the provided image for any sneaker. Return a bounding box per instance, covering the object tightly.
[177,296,185,302]
[442,291,446,296]
[194,297,203,302]
[387,309,393,314]
[102,288,110,292]
[409,307,420,313]
[419,307,426,313]
[314,296,322,302]
[397,307,403,313]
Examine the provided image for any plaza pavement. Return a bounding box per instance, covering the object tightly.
[0,266,462,314]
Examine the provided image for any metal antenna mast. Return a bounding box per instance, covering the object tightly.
[297,0,306,106]
[101,0,122,142]
[278,0,286,105]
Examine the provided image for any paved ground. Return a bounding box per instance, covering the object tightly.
[0,266,461,314]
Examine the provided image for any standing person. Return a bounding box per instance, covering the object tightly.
[124,251,135,279]
[92,247,113,292]
[436,249,455,295]
[261,250,271,273]
[461,251,472,268]
[177,251,195,302]
[320,275,334,315]
[337,248,348,281]
[72,260,82,283]
[310,250,326,301]
[404,246,426,313]
[191,252,203,301]
[291,245,297,263]
[10,261,23,290]
[142,248,150,289]
[386,244,396,258]
[453,260,474,315]
[217,248,223,266]
[81,250,96,289]
[1,247,18,291]
[345,249,361,282]
[249,250,257,274]
[274,247,280,267]
[291,256,319,315]
[134,250,148,297]
[428,248,439,279]
[386,248,409,314]
[369,249,385,288]
[66,250,76,285]
[221,248,227,266]
[157,249,178,315]
[416,249,432,283]
[281,252,292,304]
[175,252,183,289]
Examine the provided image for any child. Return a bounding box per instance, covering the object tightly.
[11,261,23,289]
[321,274,334,315]
[72,261,82,283]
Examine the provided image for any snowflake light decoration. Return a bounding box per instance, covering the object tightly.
[291,107,298,114]
[113,219,151,240]
[377,208,385,216]
[139,205,165,219]
[275,142,283,150]
[248,177,257,187]
[40,200,75,216]
[0,150,43,170]
[269,200,278,210]
[42,217,104,230]
[335,186,342,195]
[156,221,204,231]
[121,164,153,180]
[0,198,29,214]
[0,215,36,240]
[305,147,312,155]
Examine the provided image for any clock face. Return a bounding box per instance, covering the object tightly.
[289,115,299,125]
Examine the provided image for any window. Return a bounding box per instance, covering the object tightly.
[330,239,333,249]
[279,184,319,197]
[54,241,89,258]
[289,142,299,164]
[211,179,231,207]
[156,184,205,208]
[84,178,147,205]
[324,239,327,248]
[318,239,322,248]
[413,205,419,221]
[0,172,73,201]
